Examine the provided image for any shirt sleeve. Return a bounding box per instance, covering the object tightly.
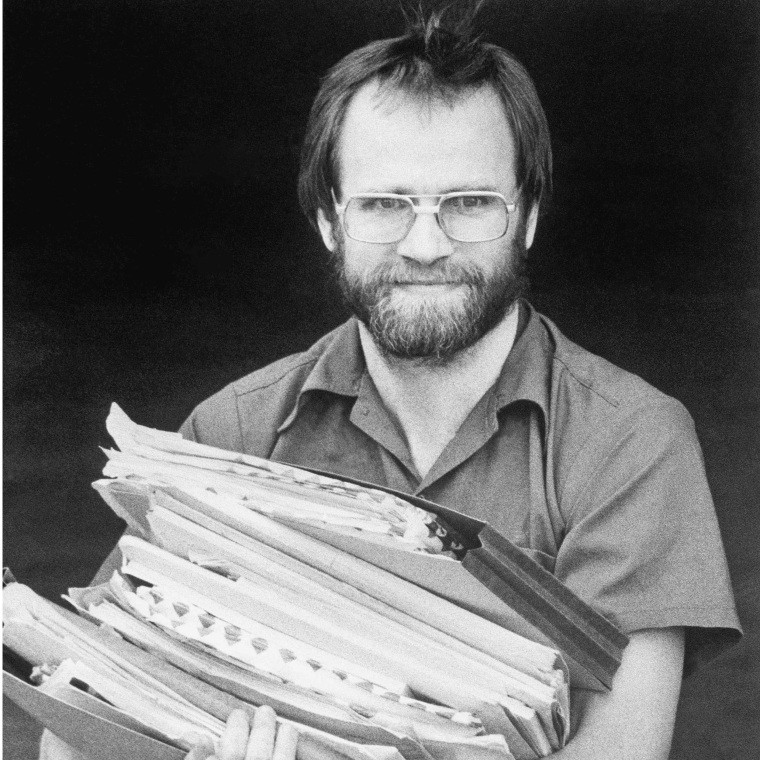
[554,398,741,676]
[178,382,245,452]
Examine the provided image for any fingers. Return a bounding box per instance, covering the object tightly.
[219,709,254,760]
[272,723,299,760]
[185,733,216,760]
[208,706,298,760]
[246,705,277,760]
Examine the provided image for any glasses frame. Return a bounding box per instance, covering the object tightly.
[331,189,517,244]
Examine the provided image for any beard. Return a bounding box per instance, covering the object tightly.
[332,234,529,363]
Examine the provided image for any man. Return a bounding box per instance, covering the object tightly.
[177,16,740,758]
[44,13,740,760]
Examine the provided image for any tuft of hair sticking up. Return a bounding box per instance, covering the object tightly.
[298,5,552,230]
[380,7,489,103]
[399,0,490,42]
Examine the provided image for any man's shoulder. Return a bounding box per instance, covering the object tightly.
[542,313,680,413]
[538,312,701,512]
[208,324,344,401]
[539,312,695,445]
[229,337,330,397]
[181,325,346,454]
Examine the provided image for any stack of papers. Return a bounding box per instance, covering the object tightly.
[101,404,467,558]
[3,404,629,760]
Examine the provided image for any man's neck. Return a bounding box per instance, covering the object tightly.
[358,306,521,478]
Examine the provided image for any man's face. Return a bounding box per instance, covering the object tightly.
[317,81,538,361]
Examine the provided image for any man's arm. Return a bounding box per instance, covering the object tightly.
[38,628,685,760]
[558,628,685,760]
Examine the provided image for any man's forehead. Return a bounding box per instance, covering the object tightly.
[335,78,518,195]
[346,78,505,126]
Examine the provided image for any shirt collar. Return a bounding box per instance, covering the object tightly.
[302,318,365,397]
[491,300,553,422]
[277,319,364,433]
[279,300,553,433]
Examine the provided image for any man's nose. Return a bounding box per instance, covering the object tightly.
[395,211,453,265]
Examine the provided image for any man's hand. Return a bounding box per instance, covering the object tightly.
[185,707,298,760]
[557,628,685,760]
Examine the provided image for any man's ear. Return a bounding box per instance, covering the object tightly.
[524,203,539,250]
[317,209,337,252]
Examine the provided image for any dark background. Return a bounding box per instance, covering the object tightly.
[4,0,759,757]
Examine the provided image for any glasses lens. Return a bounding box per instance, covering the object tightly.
[344,196,414,243]
[440,194,509,242]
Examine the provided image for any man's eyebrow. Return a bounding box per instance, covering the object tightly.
[358,186,417,195]
[357,184,505,195]
[447,183,503,193]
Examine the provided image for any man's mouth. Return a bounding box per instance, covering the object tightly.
[367,263,479,291]
[393,280,461,285]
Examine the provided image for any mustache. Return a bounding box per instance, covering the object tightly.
[360,260,484,286]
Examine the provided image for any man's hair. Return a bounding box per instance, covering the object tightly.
[297,11,552,230]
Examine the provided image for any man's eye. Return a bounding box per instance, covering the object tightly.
[357,197,403,211]
[458,195,492,207]
[448,195,499,213]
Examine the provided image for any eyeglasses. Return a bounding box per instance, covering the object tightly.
[332,190,516,244]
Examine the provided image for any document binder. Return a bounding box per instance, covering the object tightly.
[286,470,628,691]
[3,404,630,760]
[4,672,185,760]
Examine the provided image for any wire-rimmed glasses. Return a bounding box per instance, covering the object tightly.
[332,190,516,244]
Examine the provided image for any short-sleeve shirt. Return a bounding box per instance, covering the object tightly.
[180,301,741,675]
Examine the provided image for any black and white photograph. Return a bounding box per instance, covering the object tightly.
[4,1,759,759]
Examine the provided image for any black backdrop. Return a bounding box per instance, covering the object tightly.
[4,1,760,758]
